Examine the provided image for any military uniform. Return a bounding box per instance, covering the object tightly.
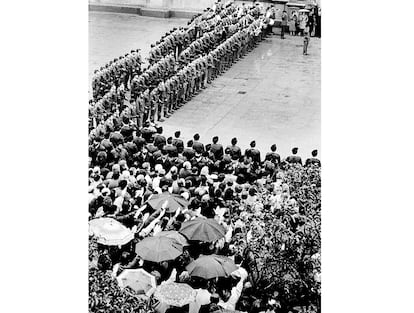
[172,137,184,154]
[245,147,261,164]
[135,96,145,129]
[305,157,321,167]
[286,155,303,165]
[210,143,224,161]
[265,151,281,165]
[149,88,160,122]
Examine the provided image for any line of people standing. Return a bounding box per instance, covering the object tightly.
[288,8,321,38]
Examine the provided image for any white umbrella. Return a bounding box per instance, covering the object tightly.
[117,268,156,295]
[89,217,134,246]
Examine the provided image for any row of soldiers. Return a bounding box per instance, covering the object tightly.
[130,14,266,127]
[130,53,176,100]
[124,5,263,126]
[89,1,271,137]
[188,1,236,33]
[90,2,239,134]
[132,2,241,100]
[178,25,224,66]
[148,27,195,65]
[147,1,237,66]
[91,50,142,100]
[90,1,239,111]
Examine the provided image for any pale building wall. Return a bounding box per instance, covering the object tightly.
[89,0,215,11]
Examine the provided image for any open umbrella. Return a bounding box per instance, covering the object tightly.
[135,236,183,263]
[186,254,238,279]
[146,192,189,213]
[155,231,189,247]
[154,282,196,307]
[89,217,134,246]
[117,268,156,295]
[179,218,226,242]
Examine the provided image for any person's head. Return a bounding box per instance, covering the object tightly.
[250,140,256,148]
[174,131,181,138]
[231,137,237,145]
[292,147,298,155]
[122,116,130,124]
[187,140,193,148]
[248,187,256,197]
[212,136,219,144]
[183,161,191,171]
[271,144,277,152]
[312,149,318,157]
[119,179,128,190]
[160,260,169,270]
[220,288,231,302]
[193,133,200,141]
[157,126,163,134]
[167,137,173,144]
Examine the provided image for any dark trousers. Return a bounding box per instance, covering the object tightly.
[281,25,285,38]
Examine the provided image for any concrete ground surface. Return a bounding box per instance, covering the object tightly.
[162,35,321,160]
[89,11,321,160]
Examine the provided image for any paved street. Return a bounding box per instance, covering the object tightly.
[162,35,321,159]
[89,12,320,159]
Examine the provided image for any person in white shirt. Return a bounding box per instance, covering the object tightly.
[188,287,212,313]
[218,261,248,311]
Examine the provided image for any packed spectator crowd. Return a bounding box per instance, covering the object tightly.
[89,1,321,313]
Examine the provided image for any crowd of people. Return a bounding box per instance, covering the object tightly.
[88,125,321,313]
[89,1,321,313]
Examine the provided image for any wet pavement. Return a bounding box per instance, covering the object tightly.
[89,12,320,160]
[162,35,321,159]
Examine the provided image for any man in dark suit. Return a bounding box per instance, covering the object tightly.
[172,130,184,154]
[152,126,166,147]
[305,149,321,167]
[210,136,224,161]
[245,140,261,164]
[192,133,205,154]
[226,137,242,160]
[286,147,303,165]
[265,144,281,165]
[140,122,156,142]
[182,140,195,160]
[132,131,147,150]
[205,144,216,163]
[163,137,178,157]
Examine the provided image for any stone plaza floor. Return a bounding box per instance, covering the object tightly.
[89,11,321,159]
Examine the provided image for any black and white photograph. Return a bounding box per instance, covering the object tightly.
[88,1,321,313]
[5,1,414,313]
